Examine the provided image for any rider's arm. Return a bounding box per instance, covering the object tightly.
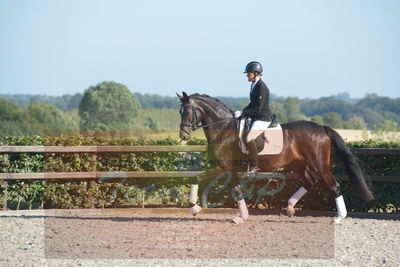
[257,86,269,114]
[242,87,268,117]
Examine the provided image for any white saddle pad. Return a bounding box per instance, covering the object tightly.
[239,118,283,155]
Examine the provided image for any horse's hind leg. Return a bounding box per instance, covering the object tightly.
[332,179,347,223]
[308,161,348,223]
[319,169,348,223]
[287,166,312,217]
[287,187,308,217]
[232,185,249,224]
[312,149,348,223]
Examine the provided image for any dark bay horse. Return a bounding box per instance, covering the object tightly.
[177,92,373,223]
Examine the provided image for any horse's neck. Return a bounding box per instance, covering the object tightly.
[198,99,230,125]
[197,100,235,144]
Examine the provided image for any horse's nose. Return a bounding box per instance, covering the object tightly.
[179,131,186,140]
[179,130,190,140]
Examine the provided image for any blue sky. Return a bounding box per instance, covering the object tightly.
[0,0,399,98]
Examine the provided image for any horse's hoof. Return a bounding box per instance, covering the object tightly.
[332,217,344,224]
[287,206,295,217]
[232,216,245,224]
[191,204,202,216]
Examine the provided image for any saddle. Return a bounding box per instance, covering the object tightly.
[237,114,283,155]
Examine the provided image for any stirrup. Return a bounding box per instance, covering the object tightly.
[244,168,259,177]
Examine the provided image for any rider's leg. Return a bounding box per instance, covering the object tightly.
[245,120,270,176]
[247,140,259,173]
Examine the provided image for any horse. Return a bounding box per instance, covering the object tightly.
[177,92,374,224]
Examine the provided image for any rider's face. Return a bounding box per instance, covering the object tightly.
[247,72,257,82]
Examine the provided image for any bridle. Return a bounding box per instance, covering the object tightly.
[179,102,233,133]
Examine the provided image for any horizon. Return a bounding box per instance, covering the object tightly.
[1,1,399,98]
[0,88,394,101]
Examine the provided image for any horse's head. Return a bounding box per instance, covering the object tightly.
[177,91,235,142]
[177,91,203,140]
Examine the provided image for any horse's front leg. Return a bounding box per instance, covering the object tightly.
[232,184,249,224]
[195,167,249,224]
[189,184,202,216]
[188,167,226,216]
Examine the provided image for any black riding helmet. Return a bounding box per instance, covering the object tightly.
[244,61,263,74]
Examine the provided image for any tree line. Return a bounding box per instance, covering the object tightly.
[1,81,399,137]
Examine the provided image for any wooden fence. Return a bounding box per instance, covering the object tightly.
[1,145,399,209]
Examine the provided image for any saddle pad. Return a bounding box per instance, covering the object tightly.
[238,118,283,155]
[258,124,283,155]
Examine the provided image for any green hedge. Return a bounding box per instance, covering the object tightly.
[0,136,206,209]
[0,136,399,213]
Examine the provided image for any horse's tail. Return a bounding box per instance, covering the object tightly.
[324,126,374,201]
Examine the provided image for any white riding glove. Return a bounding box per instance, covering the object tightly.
[234,110,242,119]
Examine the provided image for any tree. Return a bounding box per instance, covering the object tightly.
[79,81,140,130]
[322,112,343,129]
[27,102,78,133]
[271,103,288,123]
[347,116,367,130]
[334,92,352,102]
[0,97,23,121]
[310,115,324,125]
[284,97,304,122]
[144,117,159,130]
[0,97,39,136]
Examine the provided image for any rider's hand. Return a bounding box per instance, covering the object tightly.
[234,110,242,119]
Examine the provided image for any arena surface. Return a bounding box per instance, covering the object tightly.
[0,208,399,266]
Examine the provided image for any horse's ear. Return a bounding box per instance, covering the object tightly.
[182,91,189,100]
[176,92,183,101]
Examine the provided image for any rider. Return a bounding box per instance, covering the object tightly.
[235,61,272,176]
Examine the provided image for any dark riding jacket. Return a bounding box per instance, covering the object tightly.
[242,78,272,121]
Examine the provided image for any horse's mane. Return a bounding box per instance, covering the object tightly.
[191,93,233,115]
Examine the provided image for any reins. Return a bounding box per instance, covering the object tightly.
[193,117,233,130]
[180,103,233,131]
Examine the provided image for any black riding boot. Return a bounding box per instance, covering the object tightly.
[246,140,259,176]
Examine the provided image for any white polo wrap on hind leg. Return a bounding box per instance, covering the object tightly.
[238,199,249,220]
[189,184,198,204]
[335,195,347,219]
[233,199,249,224]
[288,187,307,208]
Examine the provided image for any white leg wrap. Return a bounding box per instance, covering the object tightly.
[288,187,307,208]
[238,199,249,220]
[189,184,198,205]
[191,204,202,216]
[232,199,249,224]
[335,195,347,219]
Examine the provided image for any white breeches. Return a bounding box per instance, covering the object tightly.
[246,120,271,143]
